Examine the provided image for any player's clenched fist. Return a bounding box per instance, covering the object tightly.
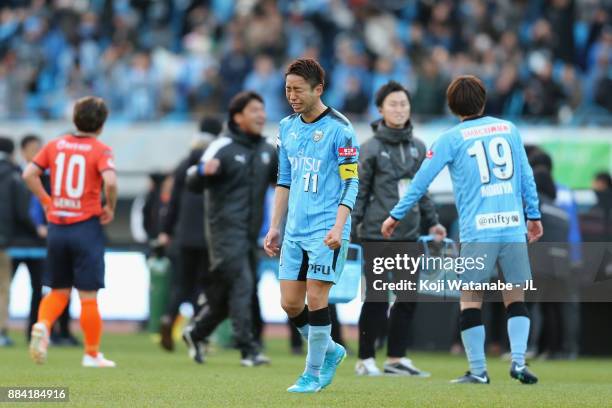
[381,216,400,239]
[264,227,281,257]
[202,158,220,176]
[323,226,342,250]
[100,205,115,225]
[527,220,543,243]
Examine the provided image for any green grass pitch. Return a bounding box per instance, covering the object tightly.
[1,332,611,407]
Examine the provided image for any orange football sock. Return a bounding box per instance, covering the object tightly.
[37,290,70,332]
[80,298,103,357]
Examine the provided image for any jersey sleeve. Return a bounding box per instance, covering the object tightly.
[390,132,454,220]
[514,127,541,220]
[198,137,232,179]
[32,143,51,170]
[335,125,359,210]
[97,146,115,173]
[277,126,292,189]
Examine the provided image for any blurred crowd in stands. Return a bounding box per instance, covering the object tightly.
[0,0,610,124]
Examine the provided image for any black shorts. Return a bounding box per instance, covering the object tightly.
[45,217,105,291]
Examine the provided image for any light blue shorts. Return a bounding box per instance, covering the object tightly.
[278,238,349,283]
[458,234,532,285]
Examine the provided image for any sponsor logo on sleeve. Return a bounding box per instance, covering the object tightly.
[338,147,358,157]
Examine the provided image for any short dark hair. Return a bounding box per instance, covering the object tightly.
[529,151,553,172]
[595,172,612,189]
[446,75,487,117]
[534,166,557,200]
[199,116,223,136]
[285,58,325,89]
[0,137,15,154]
[73,96,109,133]
[20,134,41,150]
[375,80,411,107]
[228,91,264,123]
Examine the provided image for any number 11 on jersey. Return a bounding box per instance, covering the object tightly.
[303,172,319,193]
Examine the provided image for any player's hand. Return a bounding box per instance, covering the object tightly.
[381,216,400,239]
[100,205,115,225]
[158,232,170,247]
[527,220,543,243]
[41,194,52,222]
[203,159,220,176]
[36,225,48,239]
[264,227,281,257]
[324,226,342,250]
[429,223,447,242]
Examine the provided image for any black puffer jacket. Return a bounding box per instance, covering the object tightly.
[162,148,207,248]
[352,120,439,241]
[192,122,277,271]
[0,157,35,248]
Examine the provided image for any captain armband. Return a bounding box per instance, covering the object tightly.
[339,163,358,180]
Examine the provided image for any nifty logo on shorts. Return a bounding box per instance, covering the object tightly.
[338,147,357,157]
[475,211,521,230]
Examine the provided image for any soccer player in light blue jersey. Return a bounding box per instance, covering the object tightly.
[264,59,359,393]
[382,76,544,385]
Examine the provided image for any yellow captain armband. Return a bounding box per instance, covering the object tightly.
[339,163,358,180]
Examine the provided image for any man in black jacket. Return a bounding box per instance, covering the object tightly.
[10,135,46,342]
[531,166,571,357]
[352,81,446,376]
[0,137,36,347]
[183,91,277,367]
[157,117,222,351]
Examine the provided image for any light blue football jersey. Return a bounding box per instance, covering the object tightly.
[390,116,541,242]
[277,107,359,241]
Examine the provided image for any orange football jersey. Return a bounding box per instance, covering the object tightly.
[33,134,115,225]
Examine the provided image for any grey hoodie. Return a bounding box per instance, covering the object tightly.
[352,119,439,241]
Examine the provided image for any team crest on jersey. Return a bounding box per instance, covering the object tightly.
[426,150,434,159]
[313,130,324,142]
[261,151,271,164]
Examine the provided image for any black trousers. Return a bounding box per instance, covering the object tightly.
[358,301,416,359]
[190,254,258,357]
[251,250,264,346]
[164,246,209,321]
[12,258,44,337]
[358,240,419,360]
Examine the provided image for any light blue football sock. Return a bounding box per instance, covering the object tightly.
[508,316,530,366]
[305,324,332,377]
[461,325,487,375]
[295,324,336,354]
